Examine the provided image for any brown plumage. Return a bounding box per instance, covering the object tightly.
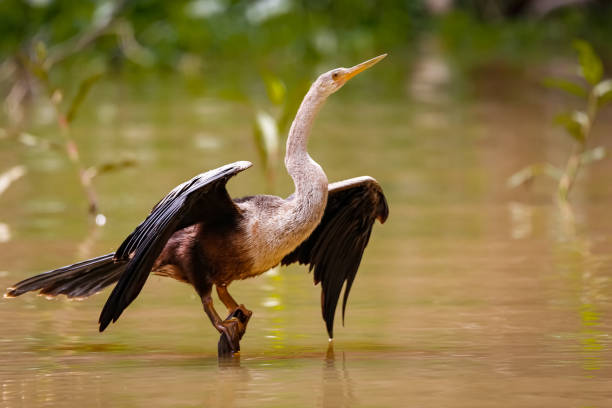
[5,55,389,355]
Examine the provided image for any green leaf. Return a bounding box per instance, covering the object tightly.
[66,73,104,123]
[94,159,137,175]
[253,110,279,169]
[253,110,281,190]
[35,41,47,63]
[554,111,589,143]
[594,79,612,108]
[84,159,137,181]
[572,39,603,85]
[264,75,286,106]
[543,78,587,98]
[580,146,606,165]
[507,163,562,188]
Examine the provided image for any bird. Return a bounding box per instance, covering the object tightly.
[5,54,389,355]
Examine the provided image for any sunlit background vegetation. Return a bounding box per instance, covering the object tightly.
[1,1,612,407]
[2,0,612,216]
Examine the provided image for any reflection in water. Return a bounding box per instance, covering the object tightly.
[556,200,577,240]
[218,353,241,369]
[322,342,355,408]
[77,223,103,260]
[215,354,251,408]
[1,368,106,408]
[508,201,533,240]
[580,303,603,373]
[260,267,288,352]
[552,208,607,378]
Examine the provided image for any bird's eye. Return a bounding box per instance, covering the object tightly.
[332,72,339,80]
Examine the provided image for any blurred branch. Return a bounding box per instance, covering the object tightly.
[508,39,610,210]
[43,0,128,70]
[19,50,106,222]
[0,166,26,198]
[1,0,140,225]
[2,57,34,137]
[556,91,596,202]
[50,87,104,221]
[507,162,562,188]
[113,19,156,66]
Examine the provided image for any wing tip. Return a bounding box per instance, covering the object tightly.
[234,161,253,171]
[376,190,389,224]
[98,297,116,332]
[377,202,389,224]
[98,313,111,332]
[325,319,334,339]
[3,290,16,299]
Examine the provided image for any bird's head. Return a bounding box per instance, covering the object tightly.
[314,54,387,96]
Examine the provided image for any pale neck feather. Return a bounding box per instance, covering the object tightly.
[285,86,328,195]
[283,84,329,233]
[239,84,331,274]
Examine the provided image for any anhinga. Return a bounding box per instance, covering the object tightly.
[5,55,389,355]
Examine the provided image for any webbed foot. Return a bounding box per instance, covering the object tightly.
[227,304,252,338]
[217,306,253,356]
[217,317,244,356]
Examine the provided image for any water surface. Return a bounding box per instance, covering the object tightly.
[1,61,612,407]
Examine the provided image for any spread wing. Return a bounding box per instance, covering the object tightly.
[281,176,389,338]
[98,161,252,332]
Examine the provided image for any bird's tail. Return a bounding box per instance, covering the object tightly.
[4,253,126,300]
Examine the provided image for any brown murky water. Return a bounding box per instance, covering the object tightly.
[1,59,612,407]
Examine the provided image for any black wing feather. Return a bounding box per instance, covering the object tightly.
[98,161,252,332]
[281,176,388,338]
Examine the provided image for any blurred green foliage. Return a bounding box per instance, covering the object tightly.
[3,0,612,215]
[0,0,425,76]
[2,0,612,81]
[438,4,612,70]
[508,39,612,204]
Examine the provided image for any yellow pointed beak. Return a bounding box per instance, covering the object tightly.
[339,53,387,82]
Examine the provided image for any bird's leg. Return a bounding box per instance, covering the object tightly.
[216,284,253,329]
[216,284,239,310]
[201,294,244,355]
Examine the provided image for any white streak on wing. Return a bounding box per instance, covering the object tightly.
[328,176,377,192]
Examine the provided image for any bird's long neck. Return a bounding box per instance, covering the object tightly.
[285,86,328,197]
[283,85,329,230]
[242,85,330,274]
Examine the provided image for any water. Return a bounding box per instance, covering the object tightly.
[1,59,612,407]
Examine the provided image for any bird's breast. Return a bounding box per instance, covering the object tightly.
[237,187,328,277]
